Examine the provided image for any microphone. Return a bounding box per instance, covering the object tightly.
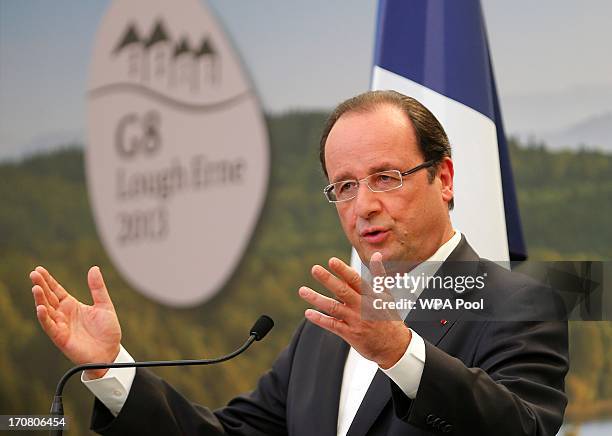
[250,314,274,340]
[49,315,274,436]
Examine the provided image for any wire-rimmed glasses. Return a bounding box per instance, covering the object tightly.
[323,160,436,203]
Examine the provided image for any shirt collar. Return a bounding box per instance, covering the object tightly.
[426,229,461,263]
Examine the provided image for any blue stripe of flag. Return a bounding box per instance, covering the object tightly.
[373,0,527,260]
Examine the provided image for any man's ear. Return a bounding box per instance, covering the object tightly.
[438,157,454,204]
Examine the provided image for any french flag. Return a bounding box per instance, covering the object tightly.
[370,0,526,261]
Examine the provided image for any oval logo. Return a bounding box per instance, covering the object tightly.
[86,0,269,306]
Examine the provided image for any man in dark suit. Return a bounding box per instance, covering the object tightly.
[31,90,568,435]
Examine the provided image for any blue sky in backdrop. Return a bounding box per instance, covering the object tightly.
[1,0,611,159]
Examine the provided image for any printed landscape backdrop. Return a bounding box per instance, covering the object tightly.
[1,1,611,435]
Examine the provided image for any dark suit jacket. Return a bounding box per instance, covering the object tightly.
[91,237,569,435]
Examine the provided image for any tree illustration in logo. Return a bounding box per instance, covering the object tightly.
[114,19,220,92]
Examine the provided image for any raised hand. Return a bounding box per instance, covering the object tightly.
[30,266,121,378]
[298,252,412,369]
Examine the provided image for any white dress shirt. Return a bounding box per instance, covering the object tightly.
[336,230,461,436]
[83,231,462,435]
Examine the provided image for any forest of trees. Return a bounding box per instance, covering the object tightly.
[0,112,610,434]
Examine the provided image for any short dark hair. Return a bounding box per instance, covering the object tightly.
[319,90,454,209]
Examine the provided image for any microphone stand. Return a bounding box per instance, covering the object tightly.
[49,315,273,436]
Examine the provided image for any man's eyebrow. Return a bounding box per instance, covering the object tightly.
[368,163,398,173]
[331,163,399,183]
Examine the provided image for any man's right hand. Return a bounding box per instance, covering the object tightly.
[30,266,122,379]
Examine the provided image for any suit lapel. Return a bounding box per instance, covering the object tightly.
[408,235,480,344]
[345,236,480,436]
[313,331,350,436]
[343,314,458,436]
[344,367,390,436]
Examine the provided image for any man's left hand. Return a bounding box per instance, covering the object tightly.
[298,252,412,369]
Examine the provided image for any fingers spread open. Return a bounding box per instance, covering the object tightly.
[327,257,363,293]
[311,264,359,306]
[368,252,387,279]
[30,270,60,309]
[35,266,67,301]
[304,309,349,338]
[298,286,352,321]
[31,284,58,319]
[35,304,59,339]
[87,266,112,306]
[364,251,392,297]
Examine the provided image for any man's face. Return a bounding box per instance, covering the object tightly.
[324,104,454,265]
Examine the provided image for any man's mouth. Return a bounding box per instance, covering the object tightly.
[360,228,390,244]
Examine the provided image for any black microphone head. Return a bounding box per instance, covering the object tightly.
[250,315,274,341]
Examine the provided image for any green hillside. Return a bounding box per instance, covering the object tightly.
[0,113,610,434]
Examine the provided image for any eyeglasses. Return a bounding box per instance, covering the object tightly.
[323,160,436,203]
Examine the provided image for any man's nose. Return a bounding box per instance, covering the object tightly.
[353,181,382,218]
